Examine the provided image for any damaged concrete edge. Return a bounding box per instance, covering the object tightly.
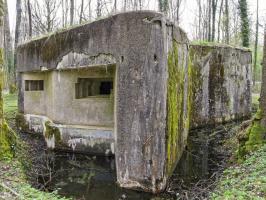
[190,43,252,52]
[117,177,167,194]
[16,113,115,155]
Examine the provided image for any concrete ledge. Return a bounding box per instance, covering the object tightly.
[19,114,114,155]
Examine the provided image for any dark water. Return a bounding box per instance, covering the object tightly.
[47,153,154,200]
[175,123,236,183]
[43,122,239,200]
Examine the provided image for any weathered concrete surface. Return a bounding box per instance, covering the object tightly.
[17,11,190,193]
[16,11,252,193]
[189,44,252,128]
[22,66,115,127]
[18,114,115,155]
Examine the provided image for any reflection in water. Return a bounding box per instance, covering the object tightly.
[49,153,153,200]
[175,122,238,184]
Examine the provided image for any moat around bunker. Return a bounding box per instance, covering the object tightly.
[33,121,240,200]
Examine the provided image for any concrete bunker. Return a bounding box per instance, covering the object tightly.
[16,11,252,193]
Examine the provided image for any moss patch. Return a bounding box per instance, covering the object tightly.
[0,48,18,159]
[45,121,61,143]
[166,41,192,174]
[15,113,29,131]
[238,109,266,158]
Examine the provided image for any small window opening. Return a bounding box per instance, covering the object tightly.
[25,80,44,91]
[76,78,113,99]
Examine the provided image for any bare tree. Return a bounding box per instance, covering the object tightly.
[32,0,59,35]
[14,0,22,82]
[27,0,32,37]
[70,0,74,25]
[224,0,229,43]
[253,0,259,85]
[261,25,266,126]
[79,0,84,24]
[3,0,13,87]
[97,0,102,18]
[158,0,168,13]
[217,0,223,42]
[15,0,22,49]
[211,0,218,41]
[176,0,183,25]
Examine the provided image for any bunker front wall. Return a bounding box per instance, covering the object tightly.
[16,11,191,193]
[189,45,252,128]
[19,67,115,154]
[22,68,115,127]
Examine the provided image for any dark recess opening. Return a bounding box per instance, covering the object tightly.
[75,78,113,99]
[25,80,44,91]
[100,81,113,95]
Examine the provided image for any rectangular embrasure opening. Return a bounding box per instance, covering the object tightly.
[75,78,113,99]
[25,80,44,91]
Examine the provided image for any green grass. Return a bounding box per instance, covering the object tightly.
[0,160,69,200]
[3,93,18,121]
[211,144,266,200]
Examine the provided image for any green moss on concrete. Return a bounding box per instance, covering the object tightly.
[188,47,204,125]
[238,109,266,158]
[166,42,192,175]
[21,31,75,63]
[45,121,61,143]
[15,113,29,131]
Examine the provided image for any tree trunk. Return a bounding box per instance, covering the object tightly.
[198,0,202,40]
[208,0,212,41]
[14,0,22,50]
[89,0,92,21]
[114,0,117,12]
[79,0,84,24]
[217,0,223,42]
[96,0,102,18]
[0,0,5,155]
[27,0,32,37]
[176,0,182,25]
[211,0,218,41]
[70,0,74,25]
[3,0,12,87]
[253,0,259,85]
[238,0,250,47]
[224,0,229,44]
[14,0,22,83]
[46,1,51,32]
[158,0,168,13]
[260,26,266,126]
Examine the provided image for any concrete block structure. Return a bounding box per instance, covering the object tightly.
[16,11,252,193]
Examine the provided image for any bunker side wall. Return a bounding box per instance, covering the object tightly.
[165,25,191,177]
[190,45,252,128]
